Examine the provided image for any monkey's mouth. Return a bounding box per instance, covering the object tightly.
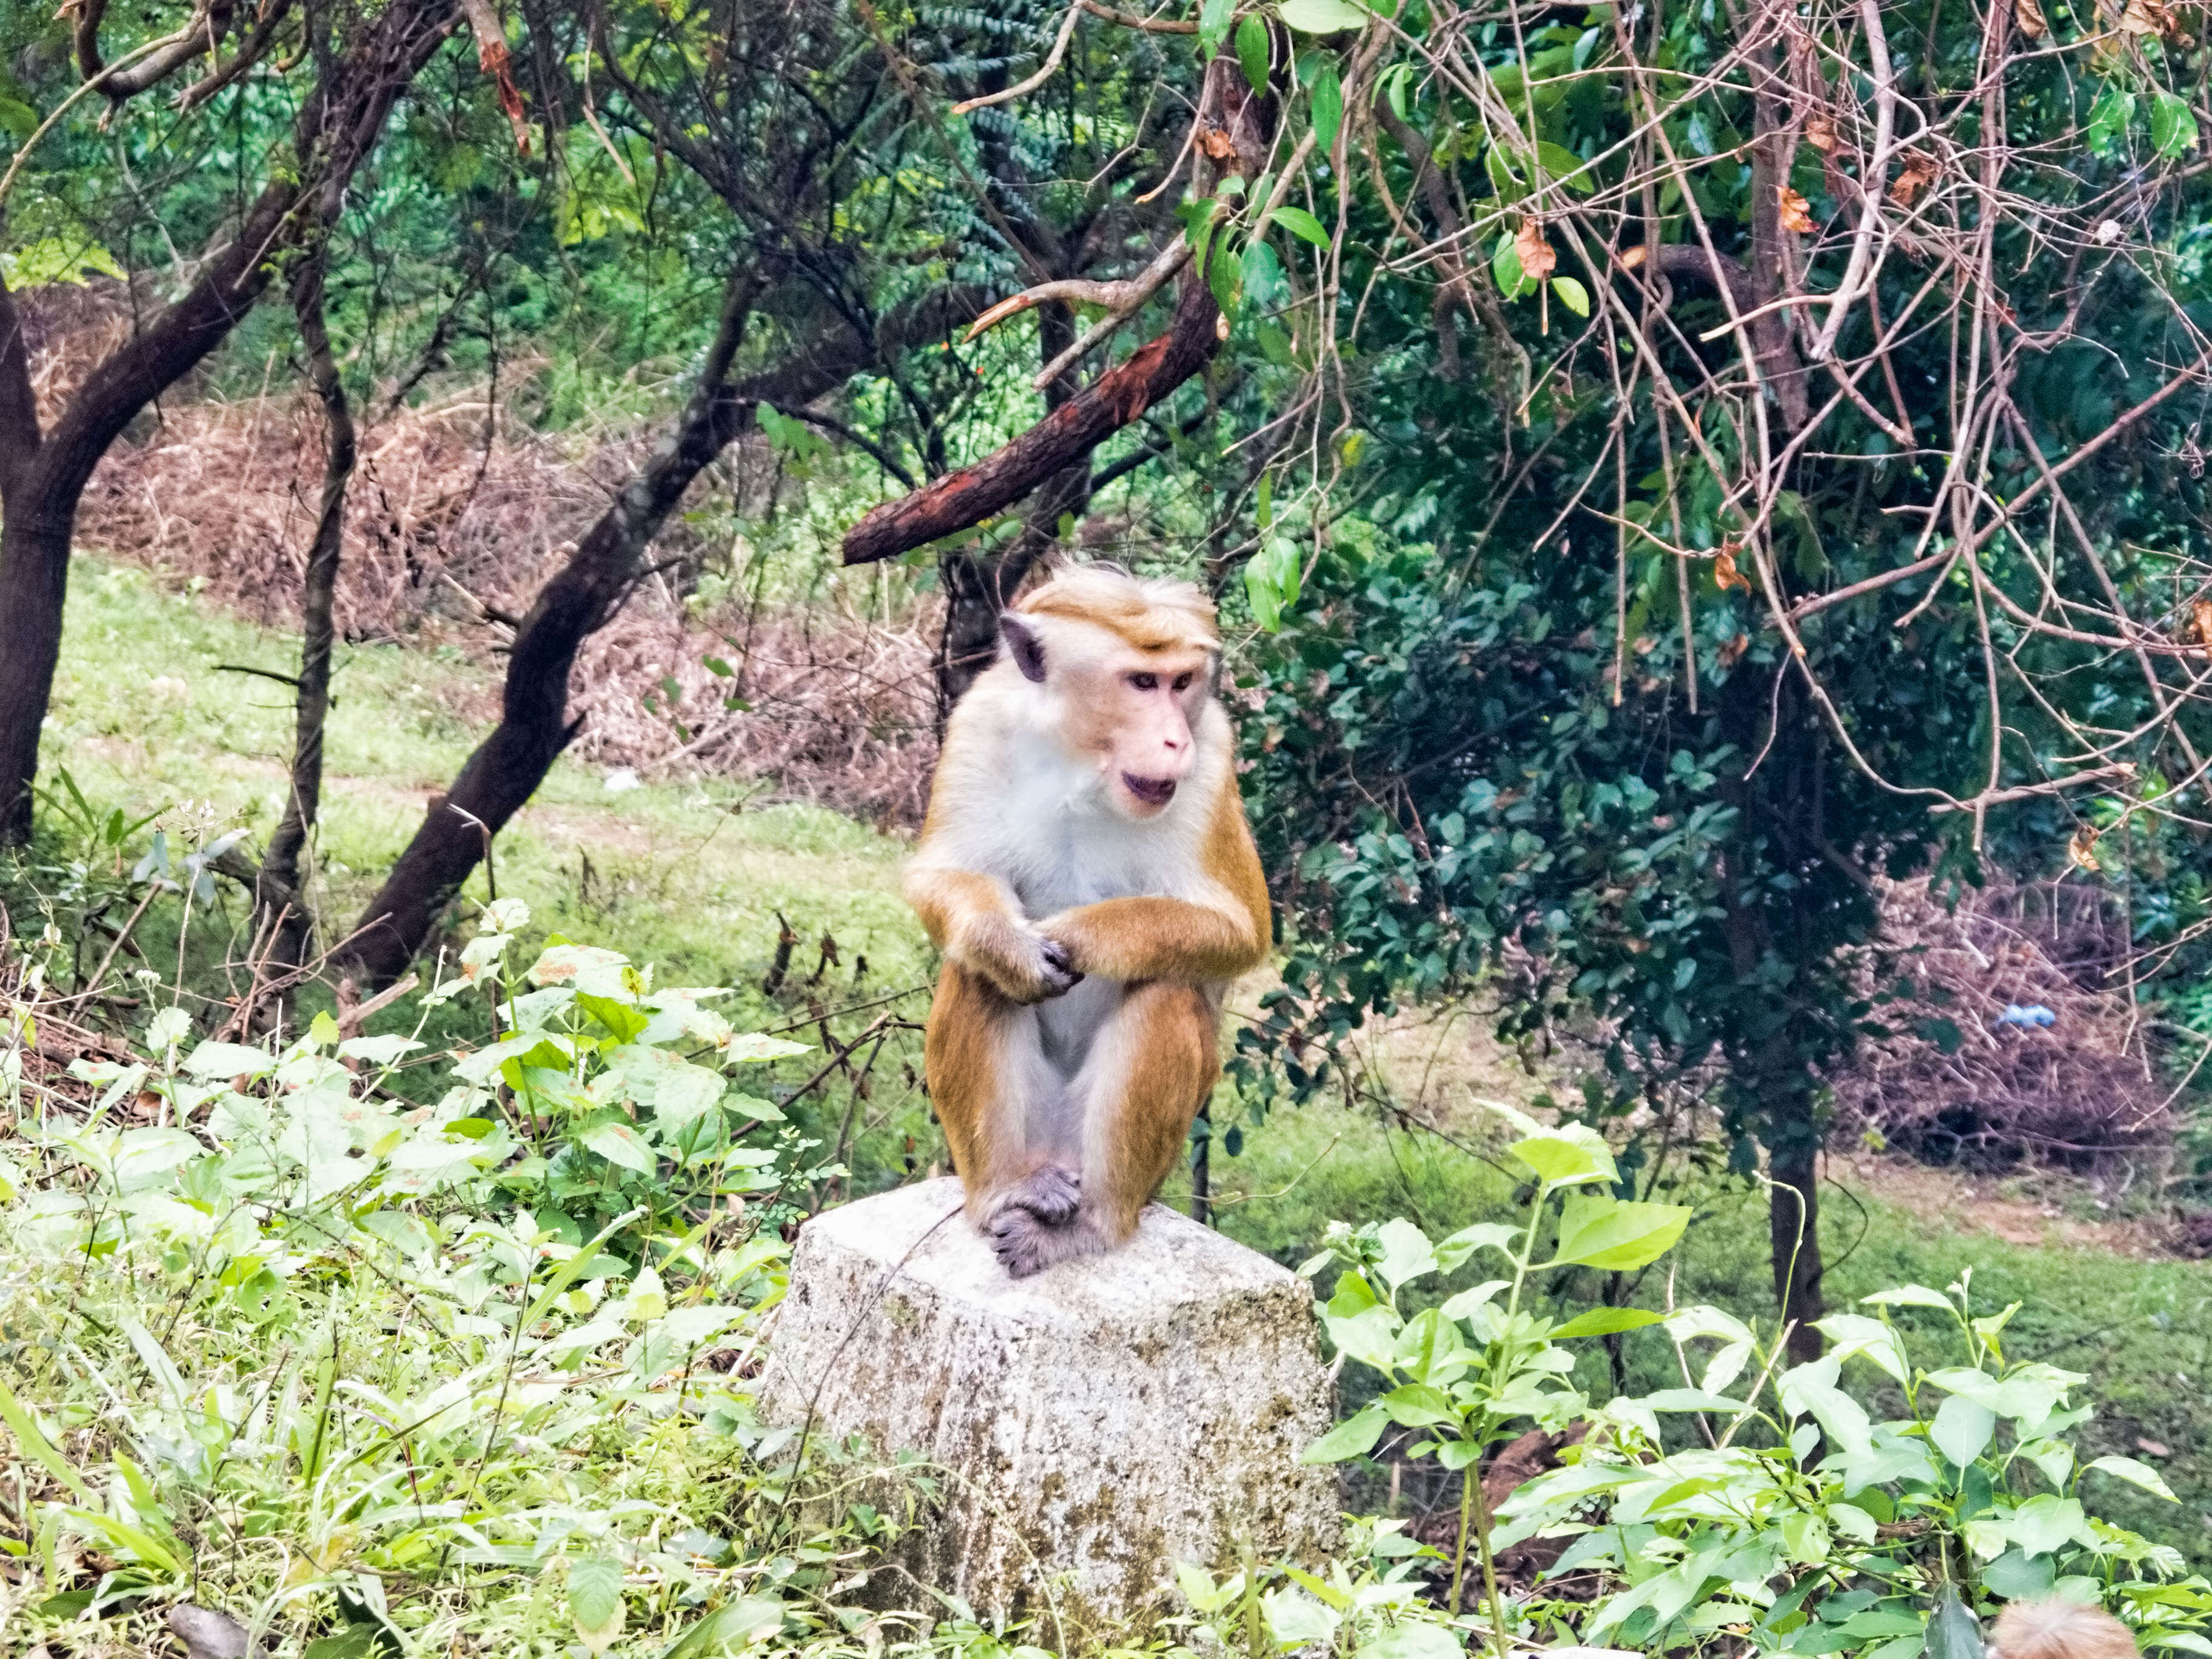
[1121,774,1177,806]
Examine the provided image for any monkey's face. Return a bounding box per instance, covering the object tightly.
[1084,643,1212,819]
[1001,613,1213,820]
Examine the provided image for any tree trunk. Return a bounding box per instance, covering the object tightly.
[1765,1094,1826,1364]
[0,0,459,839]
[256,248,356,981]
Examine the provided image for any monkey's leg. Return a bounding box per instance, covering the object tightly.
[993,982,1219,1277]
[923,963,1079,1243]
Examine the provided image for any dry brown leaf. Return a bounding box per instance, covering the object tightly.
[2015,0,2050,36]
[2068,826,2103,873]
[1198,125,1239,160]
[1806,115,1838,152]
[1515,216,1557,284]
[2118,0,2168,33]
[1889,151,1938,207]
[2191,597,2212,649]
[1713,546,1754,593]
[1778,185,1817,235]
[1717,631,1751,666]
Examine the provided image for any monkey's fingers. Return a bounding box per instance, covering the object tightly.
[1037,939,1084,997]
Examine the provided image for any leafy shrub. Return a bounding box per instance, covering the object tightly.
[1264,1104,2212,1657]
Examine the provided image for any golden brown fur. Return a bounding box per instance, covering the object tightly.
[1991,1600,2137,1659]
[905,565,1269,1275]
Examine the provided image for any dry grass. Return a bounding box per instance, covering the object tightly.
[1833,876,2171,1176]
[20,281,937,826]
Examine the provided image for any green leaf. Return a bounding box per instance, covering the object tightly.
[1373,1217,1438,1288]
[1199,0,1236,53]
[1550,1305,1663,1339]
[569,1555,625,1655]
[1362,1623,1464,1659]
[1299,1403,1389,1463]
[181,1041,276,1079]
[1310,61,1343,152]
[662,1597,785,1657]
[1245,551,1284,632]
[2153,90,2199,158]
[1862,1283,1954,1310]
[1379,1383,1459,1427]
[1236,13,1271,93]
[1271,205,1332,247]
[1926,1587,1985,1659]
[576,992,649,1044]
[583,1122,657,1175]
[1506,1124,1615,1186]
[1931,1393,1996,1469]
[1549,1194,1689,1270]
[1435,1222,1517,1271]
[1492,233,1529,298]
[2087,1453,2179,1501]
[1278,0,1368,32]
[1535,139,1596,193]
[1550,276,1590,317]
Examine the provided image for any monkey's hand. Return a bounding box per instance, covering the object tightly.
[956,917,1084,1004]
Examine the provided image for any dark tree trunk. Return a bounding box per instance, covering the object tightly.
[0,0,459,840]
[1717,662,1828,1363]
[256,248,357,980]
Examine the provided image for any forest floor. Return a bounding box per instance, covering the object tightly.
[25,552,2212,1566]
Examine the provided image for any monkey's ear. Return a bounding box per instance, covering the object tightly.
[1001,614,1048,683]
[1205,651,1224,699]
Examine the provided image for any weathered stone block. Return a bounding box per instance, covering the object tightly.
[760,1178,1341,1634]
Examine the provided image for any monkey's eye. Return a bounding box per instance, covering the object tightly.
[1129,672,1159,691]
[1171,672,1194,692]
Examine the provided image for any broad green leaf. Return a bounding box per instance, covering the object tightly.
[569,1555,625,1655]
[1379,1383,1459,1427]
[1507,1124,1615,1186]
[662,1596,785,1657]
[1931,1393,1996,1469]
[1492,233,1530,298]
[1325,1302,1399,1369]
[1632,1388,1746,1412]
[1862,1283,1954,1311]
[575,991,649,1044]
[1435,1221,1517,1270]
[1551,1305,1663,1340]
[1272,205,1332,247]
[181,1041,276,1079]
[1279,0,1368,32]
[1263,1589,1340,1646]
[1778,1358,1873,1456]
[1815,1312,1909,1382]
[2008,1494,2090,1557]
[1299,1403,1389,1463]
[1245,550,1284,632]
[336,1033,424,1067]
[1310,61,1343,152]
[583,1122,657,1175]
[1373,1217,1438,1288]
[1926,1587,1984,1659]
[1550,276,1590,317]
[1198,0,1236,52]
[1549,1194,1689,1270]
[723,1033,810,1062]
[1236,13,1271,92]
[1437,1278,1509,1321]
[2087,1454,2178,1501]
[1535,139,1597,193]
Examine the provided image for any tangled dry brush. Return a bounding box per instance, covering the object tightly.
[22,282,937,827]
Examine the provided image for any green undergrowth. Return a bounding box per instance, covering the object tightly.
[1195,1099,2212,1567]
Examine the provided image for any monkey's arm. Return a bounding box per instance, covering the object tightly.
[1041,791,1272,983]
[905,863,1081,1002]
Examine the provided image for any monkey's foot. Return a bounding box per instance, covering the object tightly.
[987,1205,1102,1279]
[995,1165,1081,1228]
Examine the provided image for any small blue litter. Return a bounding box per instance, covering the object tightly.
[1998,1004,2056,1028]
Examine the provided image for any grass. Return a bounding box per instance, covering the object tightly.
[19,550,2212,1580]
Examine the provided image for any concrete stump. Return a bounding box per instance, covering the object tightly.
[760,1178,1341,1634]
